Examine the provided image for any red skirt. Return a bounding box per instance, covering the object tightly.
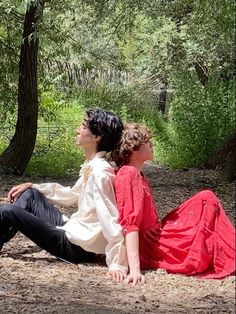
[139,190,235,279]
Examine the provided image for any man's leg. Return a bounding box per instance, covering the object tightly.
[14,188,65,226]
[0,203,18,248]
[0,204,96,263]
[0,188,65,248]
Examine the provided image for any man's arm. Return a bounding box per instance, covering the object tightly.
[93,172,128,280]
[8,180,80,207]
[8,182,32,202]
[32,182,79,206]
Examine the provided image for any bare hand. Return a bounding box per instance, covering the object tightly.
[106,270,127,283]
[123,272,146,286]
[7,182,33,203]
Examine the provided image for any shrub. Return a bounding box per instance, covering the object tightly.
[153,78,235,168]
[26,95,85,177]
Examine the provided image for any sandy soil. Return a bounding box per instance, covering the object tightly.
[0,163,235,313]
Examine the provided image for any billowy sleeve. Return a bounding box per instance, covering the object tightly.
[32,178,82,206]
[93,172,128,273]
[115,166,145,235]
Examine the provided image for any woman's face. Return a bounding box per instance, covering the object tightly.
[133,141,153,162]
[76,118,99,150]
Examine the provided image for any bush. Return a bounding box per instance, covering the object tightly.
[153,78,235,168]
[1,78,234,176]
[25,94,85,177]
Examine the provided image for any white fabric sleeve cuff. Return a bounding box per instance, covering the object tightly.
[32,183,39,189]
[108,263,128,274]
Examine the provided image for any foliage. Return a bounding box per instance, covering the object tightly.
[0,0,235,175]
[153,78,235,167]
[0,2,21,123]
[26,97,85,177]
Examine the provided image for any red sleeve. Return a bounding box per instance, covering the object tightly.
[115,166,144,235]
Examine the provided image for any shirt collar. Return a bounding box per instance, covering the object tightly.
[86,151,106,164]
[92,151,106,160]
[79,151,106,179]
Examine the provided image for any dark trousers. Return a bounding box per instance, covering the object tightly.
[0,188,97,263]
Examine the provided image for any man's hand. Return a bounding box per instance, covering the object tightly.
[106,270,127,283]
[123,272,146,286]
[7,182,33,203]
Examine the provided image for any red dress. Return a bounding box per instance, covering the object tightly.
[115,166,235,279]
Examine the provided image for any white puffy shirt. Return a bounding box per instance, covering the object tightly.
[32,152,128,273]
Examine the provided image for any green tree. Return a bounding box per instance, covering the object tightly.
[0,0,45,174]
[0,0,234,174]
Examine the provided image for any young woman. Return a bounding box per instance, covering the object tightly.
[113,123,235,285]
[0,108,128,282]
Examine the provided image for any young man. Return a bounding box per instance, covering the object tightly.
[0,108,128,282]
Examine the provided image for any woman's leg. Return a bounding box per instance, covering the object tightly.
[0,204,96,263]
[160,189,235,278]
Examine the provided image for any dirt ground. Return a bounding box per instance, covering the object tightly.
[0,163,235,314]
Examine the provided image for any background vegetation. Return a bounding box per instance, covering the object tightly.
[0,0,235,177]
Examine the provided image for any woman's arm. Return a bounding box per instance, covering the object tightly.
[115,166,146,285]
[124,231,146,286]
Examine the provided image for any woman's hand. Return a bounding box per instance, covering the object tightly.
[106,270,127,283]
[124,272,146,286]
[7,182,33,203]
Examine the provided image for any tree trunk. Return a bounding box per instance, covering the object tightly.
[0,0,45,174]
[206,131,236,182]
[193,57,209,87]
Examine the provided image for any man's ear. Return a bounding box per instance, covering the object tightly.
[93,135,102,142]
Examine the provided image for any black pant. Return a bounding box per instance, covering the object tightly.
[0,188,96,263]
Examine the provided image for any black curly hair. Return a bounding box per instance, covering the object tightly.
[86,108,124,152]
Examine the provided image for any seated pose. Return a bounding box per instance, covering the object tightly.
[0,108,128,282]
[113,123,235,285]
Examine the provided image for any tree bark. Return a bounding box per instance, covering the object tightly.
[206,131,236,182]
[193,56,209,87]
[0,0,45,174]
